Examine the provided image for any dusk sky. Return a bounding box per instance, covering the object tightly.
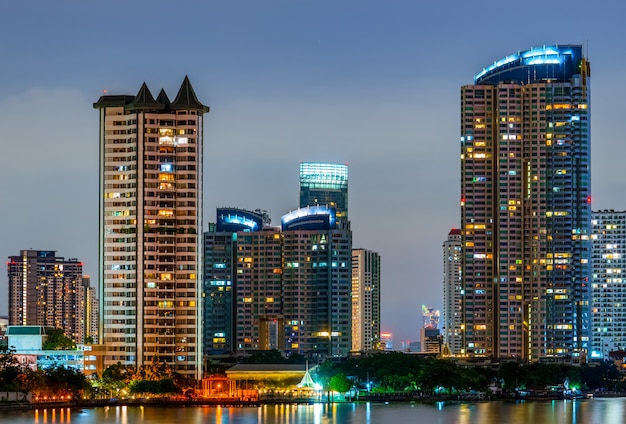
[2,1,626,345]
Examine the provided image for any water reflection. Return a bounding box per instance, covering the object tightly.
[7,398,626,424]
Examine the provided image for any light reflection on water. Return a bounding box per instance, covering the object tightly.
[3,399,626,424]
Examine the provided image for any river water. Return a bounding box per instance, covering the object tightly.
[1,398,624,423]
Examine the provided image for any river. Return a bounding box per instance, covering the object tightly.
[1,398,624,423]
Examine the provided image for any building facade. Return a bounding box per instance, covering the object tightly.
[443,229,463,355]
[7,250,86,343]
[203,206,352,360]
[461,45,591,360]
[299,162,349,222]
[351,248,381,352]
[94,77,209,379]
[590,210,626,359]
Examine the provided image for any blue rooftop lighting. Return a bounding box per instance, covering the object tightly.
[474,45,583,85]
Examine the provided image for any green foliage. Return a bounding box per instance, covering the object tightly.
[244,350,289,364]
[43,328,76,350]
[129,378,179,395]
[329,373,352,393]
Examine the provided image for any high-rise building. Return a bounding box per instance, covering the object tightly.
[443,228,463,355]
[282,206,352,358]
[7,250,86,343]
[203,205,352,360]
[94,77,209,378]
[204,208,280,355]
[461,45,591,360]
[83,276,99,344]
[351,249,381,352]
[590,210,626,359]
[299,162,349,221]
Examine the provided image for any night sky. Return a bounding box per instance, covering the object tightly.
[2,0,626,345]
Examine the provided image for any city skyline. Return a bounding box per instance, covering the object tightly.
[2,1,626,345]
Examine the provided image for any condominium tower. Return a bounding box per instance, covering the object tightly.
[351,249,381,352]
[203,205,352,359]
[461,45,591,360]
[590,210,626,359]
[442,229,463,355]
[7,250,86,343]
[94,77,209,378]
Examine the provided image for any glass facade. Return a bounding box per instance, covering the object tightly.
[299,162,349,221]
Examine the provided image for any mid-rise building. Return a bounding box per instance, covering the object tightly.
[7,250,85,343]
[351,249,381,352]
[299,162,349,222]
[443,229,463,355]
[461,45,591,360]
[94,77,209,379]
[590,210,626,359]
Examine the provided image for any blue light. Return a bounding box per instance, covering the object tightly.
[160,163,174,172]
[474,45,578,82]
[281,205,336,227]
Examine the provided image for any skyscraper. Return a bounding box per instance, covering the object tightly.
[94,77,209,378]
[203,205,352,360]
[443,229,463,355]
[590,210,626,359]
[282,206,352,358]
[299,162,349,221]
[7,250,85,343]
[461,45,591,360]
[351,249,381,352]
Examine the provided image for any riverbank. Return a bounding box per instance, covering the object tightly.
[2,390,626,413]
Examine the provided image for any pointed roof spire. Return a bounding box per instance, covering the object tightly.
[156,88,171,106]
[171,76,209,113]
[127,82,164,111]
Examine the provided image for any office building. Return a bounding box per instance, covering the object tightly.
[351,248,381,352]
[94,77,209,379]
[590,210,626,359]
[7,250,85,343]
[461,45,591,360]
[299,162,349,221]
[443,228,463,355]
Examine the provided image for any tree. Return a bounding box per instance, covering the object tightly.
[329,373,352,394]
[43,328,75,350]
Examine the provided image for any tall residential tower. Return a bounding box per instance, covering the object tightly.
[7,250,85,343]
[351,249,381,352]
[94,77,209,379]
[461,45,591,360]
[442,228,463,355]
[590,210,626,359]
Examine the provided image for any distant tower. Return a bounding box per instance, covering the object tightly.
[351,248,381,352]
[299,162,349,222]
[7,250,85,343]
[83,276,99,344]
[94,77,209,379]
[443,229,463,355]
[420,305,442,354]
[590,210,626,359]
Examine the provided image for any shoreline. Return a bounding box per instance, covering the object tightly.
[2,393,626,413]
